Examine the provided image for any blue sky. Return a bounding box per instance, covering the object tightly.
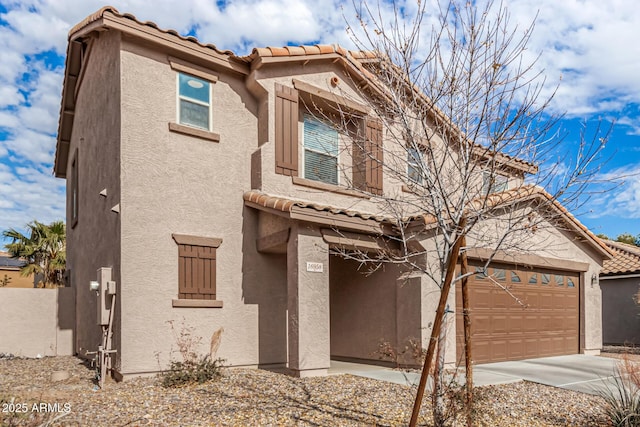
[0,0,638,242]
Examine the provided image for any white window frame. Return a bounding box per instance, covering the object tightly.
[177,72,212,131]
[302,114,340,185]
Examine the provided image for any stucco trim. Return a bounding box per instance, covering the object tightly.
[172,299,223,308]
[292,177,370,199]
[321,228,396,253]
[171,234,222,247]
[600,273,640,280]
[168,56,219,84]
[168,123,220,142]
[290,208,384,234]
[292,78,369,115]
[466,247,590,272]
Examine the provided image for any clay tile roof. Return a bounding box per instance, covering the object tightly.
[320,45,337,54]
[285,46,306,56]
[69,6,235,57]
[601,240,640,276]
[243,191,391,223]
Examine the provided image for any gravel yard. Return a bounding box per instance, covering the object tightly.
[0,356,612,426]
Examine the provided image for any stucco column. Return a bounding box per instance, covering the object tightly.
[583,267,603,355]
[287,223,330,377]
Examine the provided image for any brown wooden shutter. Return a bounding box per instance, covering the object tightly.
[177,244,217,300]
[178,244,199,299]
[365,118,383,195]
[197,246,216,298]
[275,83,299,176]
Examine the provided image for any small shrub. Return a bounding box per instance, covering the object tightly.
[161,319,225,388]
[598,365,640,427]
[375,337,425,369]
[161,355,224,388]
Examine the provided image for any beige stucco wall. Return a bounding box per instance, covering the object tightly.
[0,288,74,357]
[601,276,640,345]
[66,30,122,360]
[117,39,278,375]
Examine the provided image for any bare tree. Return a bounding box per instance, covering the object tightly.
[297,0,612,425]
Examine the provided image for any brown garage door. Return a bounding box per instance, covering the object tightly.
[455,263,579,364]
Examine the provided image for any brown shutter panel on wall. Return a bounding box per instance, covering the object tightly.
[365,118,383,195]
[178,244,199,299]
[197,246,216,299]
[275,83,299,176]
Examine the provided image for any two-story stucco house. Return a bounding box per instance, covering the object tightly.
[54,7,611,380]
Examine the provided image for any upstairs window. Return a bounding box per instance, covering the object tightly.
[407,147,423,184]
[303,114,339,185]
[274,82,383,195]
[483,171,508,194]
[178,73,211,131]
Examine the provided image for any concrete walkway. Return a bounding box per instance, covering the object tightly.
[329,355,620,395]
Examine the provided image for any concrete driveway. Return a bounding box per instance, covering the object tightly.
[472,354,620,395]
[329,354,621,395]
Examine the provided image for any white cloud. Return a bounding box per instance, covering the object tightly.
[585,164,640,219]
[0,162,65,233]
[506,0,640,117]
[195,0,323,52]
[0,86,24,107]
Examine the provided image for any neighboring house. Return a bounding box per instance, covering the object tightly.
[0,251,33,288]
[600,240,640,345]
[53,7,611,379]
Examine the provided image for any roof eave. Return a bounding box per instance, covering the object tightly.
[54,36,86,178]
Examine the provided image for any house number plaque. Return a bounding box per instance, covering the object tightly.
[306,262,324,273]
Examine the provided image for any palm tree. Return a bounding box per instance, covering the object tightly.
[3,221,66,288]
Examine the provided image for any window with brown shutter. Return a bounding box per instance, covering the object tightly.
[364,119,383,195]
[275,83,299,176]
[172,234,222,300]
[275,81,384,195]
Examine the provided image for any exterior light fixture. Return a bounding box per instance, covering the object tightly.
[591,273,598,287]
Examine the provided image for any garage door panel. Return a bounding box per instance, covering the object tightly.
[473,288,492,309]
[473,341,491,363]
[524,339,539,357]
[473,314,491,334]
[551,337,565,354]
[490,340,507,361]
[494,291,513,308]
[508,316,523,334]
[540,292,554,309]
[492,315,508,334]
[564,336,578,352]
[523,315,538,333]
[507,339,524,360]
[550,315,564,330]
[456,265,579,364]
